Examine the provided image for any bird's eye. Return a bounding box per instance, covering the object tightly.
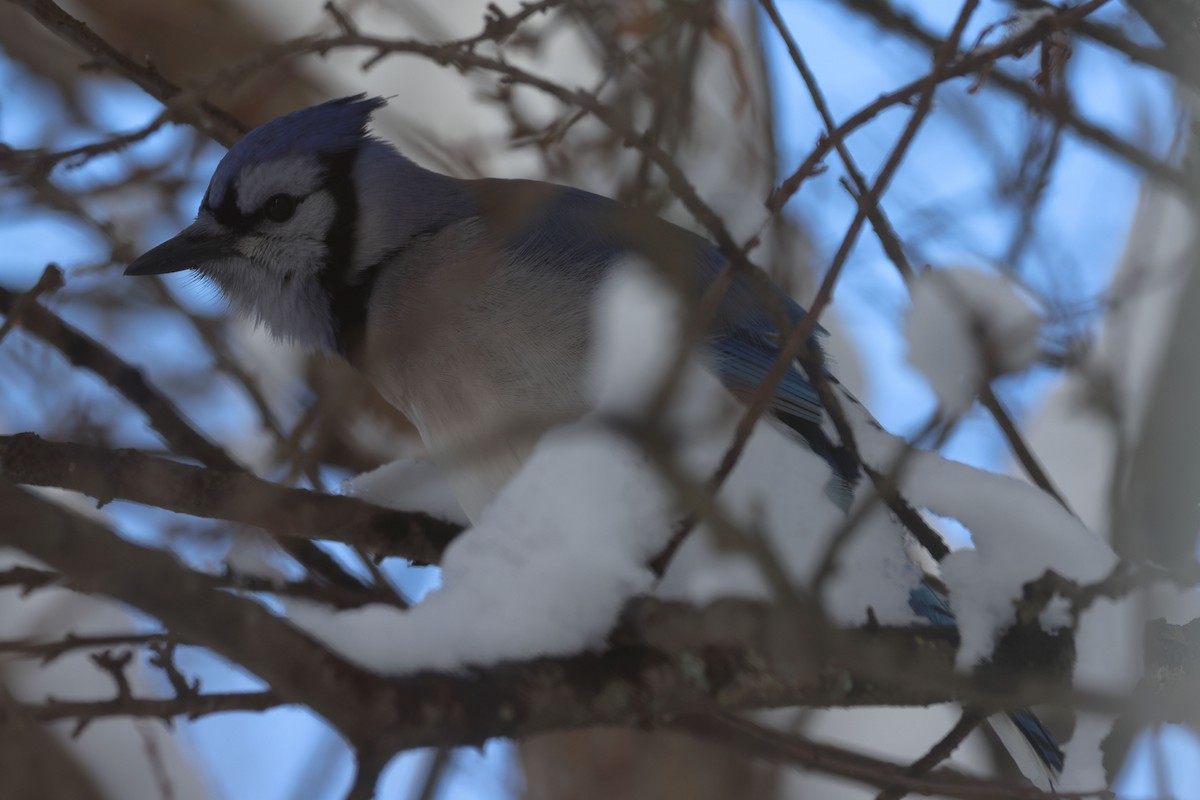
[262,194,297,223]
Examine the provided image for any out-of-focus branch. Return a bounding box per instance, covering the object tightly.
[651,0,1008,575]
[843,174,1071,510]
[1005,0,1198,87]
[0,111,171,178]
[0,284,237,471]
[0,265,64,347]
[771,0,1151,216]
[0,432,462,563]
[873,711,983,800]
[978,383,1070,508]
[0,562,403,611]
[0,631,169,662]
[444,0,565,50]
[760,2,1071,513]
[835,0,1179,190]
[0,685,107,800]
[676,713,1093,800]
[706,0,989,574]
[0,480,379,741]
[4,479,1198,789]
[0,283,373,589]
[25,689,280,730]
[1120,0,1200,51]
[4,0,245,146]
[0,565,60,593]
[0,484,1068,722]
[764,1,1071,512]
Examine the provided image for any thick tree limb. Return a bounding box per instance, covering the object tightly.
[4,479,1199,758]
[0,433,462,563]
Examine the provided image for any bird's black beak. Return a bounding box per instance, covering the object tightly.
[124,227,238,276]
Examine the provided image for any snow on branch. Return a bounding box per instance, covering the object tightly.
[905,267,1041,417]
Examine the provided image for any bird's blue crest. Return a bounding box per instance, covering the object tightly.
[206,95,386,208]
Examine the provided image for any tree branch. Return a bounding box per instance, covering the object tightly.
[5,0,246,146]
[0,285,236,471]
[675,712,1103,800]
[0,433,462,563]
[0,479,380,743]
[835,0,1180,190]
[7,476,1199,742]
[0,284,378,589]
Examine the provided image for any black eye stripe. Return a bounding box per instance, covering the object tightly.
[204,183,242,227]
[200,188,301,230]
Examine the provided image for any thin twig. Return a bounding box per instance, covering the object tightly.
[0,264,64,346]
[0,632,171,663]
[874,710,984,800]
[676,712,1106,800]
[0,111,172,176]
[836,0,1175,188]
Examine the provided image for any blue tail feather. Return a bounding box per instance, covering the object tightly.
[908,585,1064,777]
[1011,709,1066,773]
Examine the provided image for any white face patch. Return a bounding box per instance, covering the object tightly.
[231,189,338,278]
[201,251,337,352]
[192,183,343,353]
[236,156,325,214]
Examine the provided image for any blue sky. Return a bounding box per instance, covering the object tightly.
[1,0,1196,797]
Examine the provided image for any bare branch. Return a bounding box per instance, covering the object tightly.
[0,433,462,562]
[874,711,984,800]
[0,632,169,663]
[0,565,60,594]
[27,690,280,728]
[6,0,246,146]
[835,0,1179,190]
[0,284,378,589]
[0,284,238,471]
[676,713,1102,800]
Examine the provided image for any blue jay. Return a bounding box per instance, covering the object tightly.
[125,95,1063,784]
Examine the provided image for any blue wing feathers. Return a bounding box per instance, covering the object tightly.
[510,182,834,444]
[909,583,957,627]
[708,330,824,423]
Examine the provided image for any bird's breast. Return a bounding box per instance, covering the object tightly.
[359,224,598,520]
